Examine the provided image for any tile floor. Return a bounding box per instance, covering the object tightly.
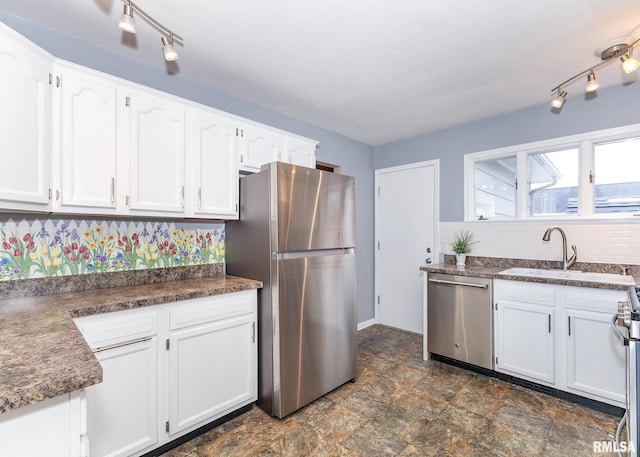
[163,324,622,456]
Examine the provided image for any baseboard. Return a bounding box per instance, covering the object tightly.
[357,318,376,331]
[431,354,624,417]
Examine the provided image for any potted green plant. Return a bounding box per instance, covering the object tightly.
[451,230,476,266]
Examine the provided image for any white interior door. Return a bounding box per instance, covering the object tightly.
[375,161,438,334]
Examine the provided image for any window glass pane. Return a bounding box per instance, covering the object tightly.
[528,148,579,216]
[593,138,640,214]
[474,156,516,218]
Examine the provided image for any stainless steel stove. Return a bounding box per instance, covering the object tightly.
[612,287,640,457]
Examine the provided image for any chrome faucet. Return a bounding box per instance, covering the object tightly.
[542,227,577,270]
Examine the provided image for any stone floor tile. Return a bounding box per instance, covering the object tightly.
[450,382,508,420]
[340,422,409,456]
[307,403,368,444]
[333,387,390,419]
[370,403,427,443]
[393,386,449,420]
[414,404,489,445]
[478,421,547,457]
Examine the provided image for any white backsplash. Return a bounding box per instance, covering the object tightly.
[440,221,640,265]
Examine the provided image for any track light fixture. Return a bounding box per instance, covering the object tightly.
[550,37,640,109]
[117,0,183,62]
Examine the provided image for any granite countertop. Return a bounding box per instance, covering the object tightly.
[420,256,638,290]
[0,273,262,414]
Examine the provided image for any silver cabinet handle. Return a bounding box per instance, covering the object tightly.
[111,177,115,204]
[92,336,152,353]
[197,188,202,209]
[180,186,185,208]
[548,314,552,333]
[428,278,488,289]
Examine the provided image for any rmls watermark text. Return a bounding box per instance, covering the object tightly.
[593,440,636,453]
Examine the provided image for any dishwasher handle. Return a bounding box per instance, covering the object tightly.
[428,278,488,289]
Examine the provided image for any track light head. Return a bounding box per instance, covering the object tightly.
[551,90,567,109]
[118,3,136,34]
[585,71,599,93]
[161,36,179,61]
[621,53,640,74]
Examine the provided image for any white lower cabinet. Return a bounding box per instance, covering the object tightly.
[87,337,159,457]
[494,279,627,407]
[0,391,87,457]
[169,314,255,435]
[496,299,555,384]
[74,289,257,457]
[564,288,627,406]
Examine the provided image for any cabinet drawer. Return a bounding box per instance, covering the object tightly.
[494,279,555,305]
[170,290,255,331]
[563,286,628,313]
[74,308,158,350]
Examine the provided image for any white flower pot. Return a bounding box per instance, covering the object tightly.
[455,254,467,266]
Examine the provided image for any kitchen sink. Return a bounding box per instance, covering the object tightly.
[498,267,637,285]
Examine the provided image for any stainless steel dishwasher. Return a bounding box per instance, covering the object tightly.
[427,272,494,369]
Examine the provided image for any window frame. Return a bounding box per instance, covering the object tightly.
[464,123,640,222]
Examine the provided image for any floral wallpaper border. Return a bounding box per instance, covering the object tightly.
[0,219,224,281]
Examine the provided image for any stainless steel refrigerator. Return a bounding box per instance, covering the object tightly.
[226,161,357,418]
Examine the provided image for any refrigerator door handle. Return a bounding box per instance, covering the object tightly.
[275,248,355,260]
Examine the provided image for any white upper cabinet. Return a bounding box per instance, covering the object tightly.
[237,124,282,172]
[0,23,52,210]
[53,62,118,213]
[283,135,317,169]
[190,109,238,218]
[127,90,186,216]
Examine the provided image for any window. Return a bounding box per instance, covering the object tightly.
[527,148,579,217]
[464,124,640,221]
[474,156,516,219]
[593,138,640,214]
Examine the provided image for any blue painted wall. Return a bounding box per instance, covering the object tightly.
[0,12,376,323]
[374,82,640,221]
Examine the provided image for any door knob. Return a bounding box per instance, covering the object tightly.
[425,258,432,264]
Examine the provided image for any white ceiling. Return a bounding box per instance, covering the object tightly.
[2,0,640,145]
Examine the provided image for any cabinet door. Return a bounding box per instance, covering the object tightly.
[55,65,117,212]
[0,393,85,457]
[192,110,238,218]
[284,136,316,168]
[495,300,555,384]
[0,24,52,209]
[128,91,185,214]
[238,125,281,172]
[168,314,256,435]
[565,308,626,405]
[87,338,158,457]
